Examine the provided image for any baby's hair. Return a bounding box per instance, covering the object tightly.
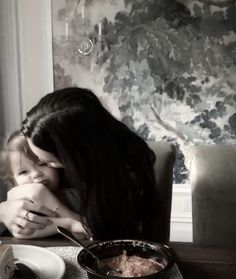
[0,130,39,186]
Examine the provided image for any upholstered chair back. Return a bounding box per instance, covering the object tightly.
[148,141,176,243]
[187,144,236,248]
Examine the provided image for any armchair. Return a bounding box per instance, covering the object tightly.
[187,143,236,248]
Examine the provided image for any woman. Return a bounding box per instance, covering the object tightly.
[21,87,163,242]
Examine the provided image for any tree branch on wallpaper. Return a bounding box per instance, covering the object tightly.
[197,0,236,7]
[151,105,188,145]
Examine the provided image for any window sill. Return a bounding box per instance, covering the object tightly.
[170,184,192,242]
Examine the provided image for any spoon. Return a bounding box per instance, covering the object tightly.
[57,226,97,259]
[57,226,120,276]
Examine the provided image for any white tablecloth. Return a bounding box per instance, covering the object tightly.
[46,246,183,279]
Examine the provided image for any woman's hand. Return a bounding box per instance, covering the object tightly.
[11,217,90,240]
[0,199,56,237]
[4,184,59,237]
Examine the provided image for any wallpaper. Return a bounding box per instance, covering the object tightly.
[52,0,236,184]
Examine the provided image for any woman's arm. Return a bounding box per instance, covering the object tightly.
[6,184,88,238]
[12,216,88,239]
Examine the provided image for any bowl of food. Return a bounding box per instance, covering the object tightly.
[77,239,175,279]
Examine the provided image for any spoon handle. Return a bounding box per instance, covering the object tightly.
[57,226,97,260]
[57,226,121,276]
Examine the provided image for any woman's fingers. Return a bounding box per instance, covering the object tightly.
[10,214,47,237]
[20,203,56,228]
[10,223,34,236]
[13,202,56,232]
[27,203,58,218]
[17,214,48,229]
[23,212,52,227]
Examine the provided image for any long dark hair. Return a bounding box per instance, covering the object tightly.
[22,87,162,241]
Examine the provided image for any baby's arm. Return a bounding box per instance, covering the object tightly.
[8,184,62,212]
[8,184,77,218]
[50,216,87,235]
[13,222,57,239]
[13,216,87,239]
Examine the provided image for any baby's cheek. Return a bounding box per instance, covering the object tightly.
[15,176,32,186]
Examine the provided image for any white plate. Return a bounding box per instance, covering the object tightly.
[10,244,65,279]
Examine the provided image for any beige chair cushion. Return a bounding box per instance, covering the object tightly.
[187,144,236,248]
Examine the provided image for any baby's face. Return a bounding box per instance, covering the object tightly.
[10,151,60,192]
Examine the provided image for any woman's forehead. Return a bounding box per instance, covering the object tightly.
[27,138,57,162]
[26,138,63,168]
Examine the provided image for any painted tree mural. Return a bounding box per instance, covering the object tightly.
[52,0,236,183]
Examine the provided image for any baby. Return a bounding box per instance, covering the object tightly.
[0,130,88,239]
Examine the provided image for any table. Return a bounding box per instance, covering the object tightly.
[170,242,236,279]
[1,235,236,279]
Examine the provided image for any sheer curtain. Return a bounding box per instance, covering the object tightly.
[0,0,54,233]
[0,0,53,139]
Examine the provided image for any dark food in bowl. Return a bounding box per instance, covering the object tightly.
[77,239,175,279]
[102,250,164,277]
[12,263,39,279]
